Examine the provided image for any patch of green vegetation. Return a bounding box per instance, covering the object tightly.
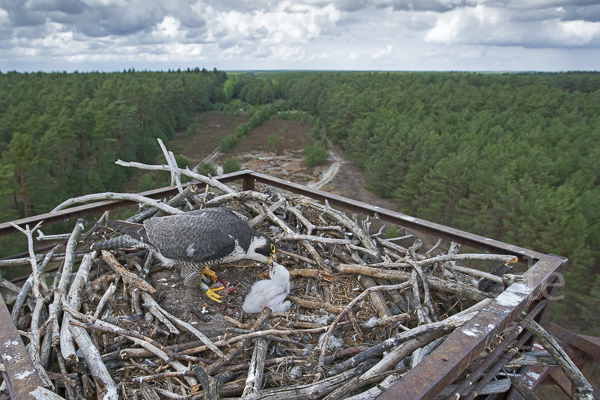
[137,173,157,192]
[303,137,328,166]
[267,134,280,150]
[220,134,237,152]
[223,158,241,174]
[197,162,218,176]
[385,225,400,239]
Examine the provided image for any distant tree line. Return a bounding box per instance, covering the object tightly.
[0,68,227,221]
[270,71,600,335]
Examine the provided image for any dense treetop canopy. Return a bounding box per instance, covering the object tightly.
[1,69,598,334]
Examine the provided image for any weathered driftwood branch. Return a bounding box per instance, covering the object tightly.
[68,323,119,400]
[328,298,491,377]
[509,375,540,400]
[101,251,156,293]
[35,231,72,241]
[451,265,504,284]
[316,282,412,380]
[140,292,226,359]
[334,264,493,302]
[64,308,197,387]
[439,379,512,398]
[342,372,402,400]
[525,320,593,400]
[279,233,359,245]
[11,245,59,324]
[158,138,184,193]
[51,192,183,214]
[93,282,116,319]
[0,252,85,268]
[362,313,410,329]
[61,252,95,365]
[115,159,235,195]
[285,295,344,314]
[129,185,200,222]
[205,191,271,207]
[50,219,85,349]
[244,360,379,400]
[250,198,286,228]
[504,353,558,368]
[242,336,270,398]
[139,291,180,334]
[357,275,393,318]
[375,237,416,259]
[286,205,316,235]
[178,325,330,357]
[306,200,382,261]
[323,370,400,400]
[10,221,54,388]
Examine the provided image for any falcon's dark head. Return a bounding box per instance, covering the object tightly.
[247,233,277,264]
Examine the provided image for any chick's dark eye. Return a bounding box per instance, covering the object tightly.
[271,244,276,253]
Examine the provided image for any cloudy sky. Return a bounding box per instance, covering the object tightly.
[1,0,599,72]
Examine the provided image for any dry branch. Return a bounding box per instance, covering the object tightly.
[101,250,156,293]
[334,264,493,302]
[51,192,183,214]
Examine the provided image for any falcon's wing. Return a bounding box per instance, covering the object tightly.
[109,221,151,244]
[144,215,237,264]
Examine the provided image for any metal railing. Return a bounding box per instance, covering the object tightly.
[0,170,569,399]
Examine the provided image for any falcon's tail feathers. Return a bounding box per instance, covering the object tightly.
[90,235,152,251]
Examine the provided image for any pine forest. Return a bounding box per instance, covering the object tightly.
[1,69,599,335]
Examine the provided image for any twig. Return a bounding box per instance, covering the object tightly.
[64,305,198,387]
[9,221,53,388]
[279,234,358,245]
[242,335,269,398]
[51,192,183,215]
[93,282,116,319]
[11,245,60,324]
[68,323,119,399]
[315,282,412,381]
[285,295,344,314]
[327,298,492,377]
[334,264,493,302]
[525,320,593,400]
[140,292,226,359]
[157,138,184,193]
[101,250,156,293]
[509,375,540,400]
[61,252,95,365]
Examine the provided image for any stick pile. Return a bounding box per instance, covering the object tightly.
[2,140,591,400]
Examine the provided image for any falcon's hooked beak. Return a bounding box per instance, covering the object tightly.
[268,243,277,264]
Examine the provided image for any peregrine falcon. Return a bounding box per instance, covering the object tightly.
[91,207,277,301]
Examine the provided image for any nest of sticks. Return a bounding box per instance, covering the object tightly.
[9,139,577,399]
[3,177,530,400]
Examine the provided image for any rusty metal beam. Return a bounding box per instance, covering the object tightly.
[0,170,546,262]
[245,171,545,262]
[443,300,547,400]
[547,323,600,360]
[0,294,44,399]
[0,185,181,237]
[376,254,567,400]
[0,170,252,238]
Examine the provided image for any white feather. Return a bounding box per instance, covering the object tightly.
[242,263,291,314]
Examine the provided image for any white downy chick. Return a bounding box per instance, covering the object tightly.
[242,262,291,314]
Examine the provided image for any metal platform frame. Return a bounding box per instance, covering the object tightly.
[0,170,571,399]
